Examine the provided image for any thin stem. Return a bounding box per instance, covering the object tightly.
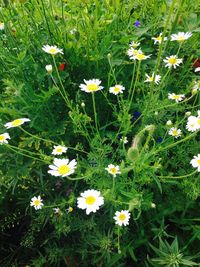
[117,227,121,254]
[92,93,100,136]
[129,61,141,107]
[156,170,197,179]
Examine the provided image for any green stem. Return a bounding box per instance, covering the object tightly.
[92,93,100,136]
[156,170,197,179]
[117,227,121,254]
[129,61,141,107]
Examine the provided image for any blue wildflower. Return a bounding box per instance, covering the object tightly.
[134,20,141,27]
[156,137,163,143]
[132,111,142,122]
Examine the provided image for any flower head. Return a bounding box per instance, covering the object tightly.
[45,64,52,73]
[52,145,68,155]
[164,55,183,69]
[77,189,104,215]
[127,48,151,61]
[129,41,140,48]
[105,164,121,177]
[192,81,200,94]
[134,20,140,27]
[79,79,103,93]
[145,73,161,85]
[171,32,192,42]
[30,196,43,210]
[168,93,185,103]
[120,136,128,144]
[0,133,10,144]
[194,67,200,73]
[152,33,167,44]
[190,154,200,172]
[168,127,182,138]
[42,45,63,55]
[4,118,30,129]
[48,158,77,177]
[166,120,173,126]
[186,112,200,132]
[109,84,125,95]
[0,22,4,30]
[113,210,131,226]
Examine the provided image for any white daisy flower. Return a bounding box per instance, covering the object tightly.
[52,145,68,155]
[48,158,77,177]
[30,196,43,210]
[0,22,4,30]
[0,133,10,144]
[186,117,199,132]
[113,210,130,226]
[42,45,63,55]
[79,79,104,93]
[105,164,121,177]
[152,33,167,44]
[144,73,161,85]
[109,84,125,95]
[163,55,183,69]
[4,118,30,129]
[120,136,128,144]
[127,48,151,61]
[129,41,140,48]
[168,127,182,138]
[53,207,61,214]
[77,189,104,215]
[190,154,200,172]
[194,67,200,73]
[171,32,192,42]
[192,81,200,94]
[168,93,185,102]
[45,64,52,73]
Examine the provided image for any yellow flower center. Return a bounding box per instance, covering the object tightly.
[173,95,180,99]
[110,167,117,174]
[85,196,96,205]
[197,118,200,125]
[11,119,23,127]
[176,36,185,41]
[197,159,200,165]
[58,165,71,175]
[168,58,177,65]
[56,148,63,153]
[87,83,98,92]
[114,87,120,93]
[155,36,162,42]
[136,53,145,60]
[149,77,154,81]
[0,135,5,141]
[34,200,41,206]
[119,214,126,221]
[172,130,178,136]
[49,48,57,54]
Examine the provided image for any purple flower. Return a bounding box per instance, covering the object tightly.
[156,137,163,143]
[132,111,142,121]
[134,20,140,27]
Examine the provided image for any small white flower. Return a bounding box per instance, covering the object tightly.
[185,111,191,116]
[168,93,185,103]
[152,33,167,44]
[70,28,77,35]
[42,45,63,55]
[186,113,200,132]
[45,64,52,73]
[0,22,4,30]
[0,133,10,144]
[194,67,200,73]
[4,118,30,129]
[127,48,151,61]
[166,120,173,126]
[81,102,85,107]
[190,154,200,172]
[48,158,77,177]
[113,210,130,226]
[79,79,104,93]
[120,136,128,144]
[53,207,60,214]
[77,189,104,215]
[30,196,43,210]
[163,55,183,69]
[171,32,192,42]
[151,203,156,208]
[168,127,182,138]
[109,84,125,95]
[105,164,121,177]
[192,81,200,94]
[129,41,140,48]
[52,145,68,155]
[144,73,161,85]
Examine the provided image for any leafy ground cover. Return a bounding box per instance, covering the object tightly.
[0,0,200,266]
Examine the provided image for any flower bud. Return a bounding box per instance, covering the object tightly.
[166,120,172,126]
[45,64,52,74]
[81,102,85,108]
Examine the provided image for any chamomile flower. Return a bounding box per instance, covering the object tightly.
[79,79,103,93]
[109,84,125,95]
[4,118,30,129]
[163,55,183,69]
[30,196,43,210]
[129,41,140,48]
[0,22,4,30]
[171,32,192,42]
[192,81,200,94]
[52,145,68,155]
[144,73,161,85]
[113,210,130,226]
[120,136,128,144]
[152,33,167,44]
[48,158,77,177]
[127,48,151,61]
[168,127,182,138]
[190,154,200,172]
[0,133,10,144]
[105,164,121,177]
[135,50,151,61]
[168,93,185,103]
[53,207,61,214]
[77,189,104,215]
[186,112,200,132]
[42,45,63,55]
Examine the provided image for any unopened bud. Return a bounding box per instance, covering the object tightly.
[166,120,172,126]
[81,102,85,108]
[45,64,52,74]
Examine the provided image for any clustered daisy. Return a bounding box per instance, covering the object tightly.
[0,133,10,144]
[105,164,121,177]
[48,158,77,177]
[168,127,182,138]
[4,118,30,129]
[190,154,200,172]
[168,93,185,103]
[129,41,140,48]
[42,45,63,55]
[79,79,104,93]
[186,111,200,132]
[109,84,125,95]
[171,32,192,42]
[152,33,167,44]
